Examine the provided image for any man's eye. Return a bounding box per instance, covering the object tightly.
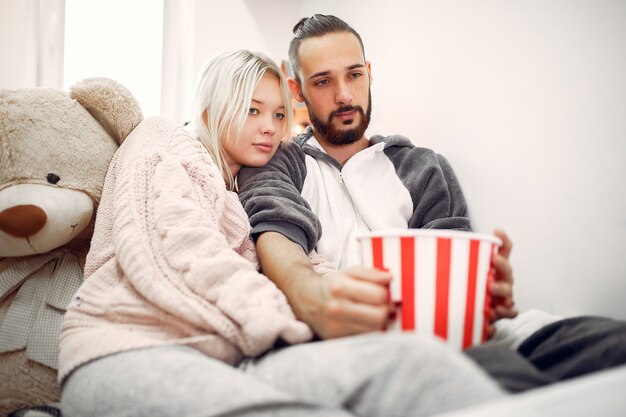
[275,113,285,120]
[249,108,259,115]
[314,79,329,87]
[350,72,362,79]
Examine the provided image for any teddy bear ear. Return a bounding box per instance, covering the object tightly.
[70,77,144,145]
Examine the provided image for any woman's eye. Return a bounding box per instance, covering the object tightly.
[248,108,259,115]
[274,112,285,120]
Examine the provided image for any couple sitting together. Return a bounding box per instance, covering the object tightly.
[59,14,626,417]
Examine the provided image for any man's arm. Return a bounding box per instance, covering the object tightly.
[238,142,320,253]
[256,232,393,339]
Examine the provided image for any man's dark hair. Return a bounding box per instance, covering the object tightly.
[288,14,365,83]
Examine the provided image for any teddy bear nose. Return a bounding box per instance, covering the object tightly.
[0,205,48,238]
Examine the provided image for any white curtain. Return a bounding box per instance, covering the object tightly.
[0,0,65,89]
[161,0,196,124]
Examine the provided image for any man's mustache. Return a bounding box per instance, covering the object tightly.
[329,105,365,121]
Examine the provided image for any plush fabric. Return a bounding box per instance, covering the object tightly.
[0,78,142,415]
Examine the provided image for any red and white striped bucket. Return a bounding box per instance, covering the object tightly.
[357,229,501,350]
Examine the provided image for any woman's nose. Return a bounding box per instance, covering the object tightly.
[261,117,277,135]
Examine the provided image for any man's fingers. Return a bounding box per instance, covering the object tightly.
[318,299,391,338]
[489,281,513,298]
[343,266,393,285]
[329,271,390,305]
[495,304,519,319]
[493,228,513,259]
[492,253,514,284]
[327,297,390,328]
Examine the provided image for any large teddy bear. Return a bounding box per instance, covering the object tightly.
[0,78,143,415]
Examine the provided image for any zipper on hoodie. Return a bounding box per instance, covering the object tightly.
[335,167,368,231]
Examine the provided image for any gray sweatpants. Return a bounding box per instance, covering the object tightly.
[61,333,505,417]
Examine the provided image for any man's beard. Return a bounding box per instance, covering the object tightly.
[305,90,372,146]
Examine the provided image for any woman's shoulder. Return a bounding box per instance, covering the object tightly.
[118,117,211,164]
[111,117,222,187]
[121,117,179,149]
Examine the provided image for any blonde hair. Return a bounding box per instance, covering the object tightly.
[193,50,293,190]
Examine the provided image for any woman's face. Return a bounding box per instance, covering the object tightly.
[223,73,286,177]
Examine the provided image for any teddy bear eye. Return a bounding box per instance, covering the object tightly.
[47,173,61,184]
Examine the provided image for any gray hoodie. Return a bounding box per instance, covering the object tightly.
[238,128,470,268]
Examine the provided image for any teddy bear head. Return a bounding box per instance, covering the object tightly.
[0,78,143,258]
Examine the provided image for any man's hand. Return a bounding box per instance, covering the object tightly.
[290,266,393,339]
[255,232,393,339]
[485,228,518,338]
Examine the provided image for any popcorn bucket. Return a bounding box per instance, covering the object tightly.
[356,229,501,350]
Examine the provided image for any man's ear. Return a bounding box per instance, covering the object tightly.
[288,77,304,103]
[366,61,373,86]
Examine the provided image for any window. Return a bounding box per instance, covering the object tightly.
[63,0,164,117]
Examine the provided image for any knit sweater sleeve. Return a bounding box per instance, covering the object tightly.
[238,142,321,253]
[111,124,312,357]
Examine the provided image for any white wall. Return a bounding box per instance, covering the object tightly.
[161,0,300,124]
[297,0,626,319]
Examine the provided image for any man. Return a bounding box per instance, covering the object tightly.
[239,14,516,339]
[239,14,626,392]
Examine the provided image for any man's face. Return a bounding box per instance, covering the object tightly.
[289,32,372,145]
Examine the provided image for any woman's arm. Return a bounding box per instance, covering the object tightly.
[110,127,311,356]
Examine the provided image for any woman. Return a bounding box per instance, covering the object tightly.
[60,50,504,417]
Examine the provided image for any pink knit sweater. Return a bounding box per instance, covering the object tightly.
[59,117,321,382]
